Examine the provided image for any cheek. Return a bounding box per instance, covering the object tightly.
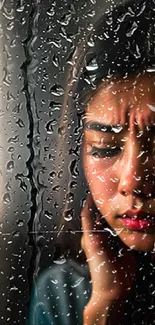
[83,155,118,204]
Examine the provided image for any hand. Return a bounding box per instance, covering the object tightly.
[81,195,137,324]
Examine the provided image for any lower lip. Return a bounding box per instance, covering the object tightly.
[120,218,155,230]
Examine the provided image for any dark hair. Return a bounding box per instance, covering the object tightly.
[76,0,155,104]
[54,0,155,260]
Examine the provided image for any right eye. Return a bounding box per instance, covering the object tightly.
[87,146,122,158]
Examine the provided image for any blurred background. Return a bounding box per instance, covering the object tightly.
[0,0,128,324]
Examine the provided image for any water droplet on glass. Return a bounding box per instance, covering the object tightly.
[112,125,123,133]
[3,192,11,204]
[71,277,84,288]
[5,182,11,191]
[45,210,53,220]
[87,35,95,47]
[16,220,24,227]
[47,38,61,48]
[147,104,155,112]
[16,118,25,128]
[8,135,19,143]
[45,119,57,134]
[52,185,60,192]
[104,227,118,237]
[86,58,98,72]
[126,21,138,37]
[58,13,72,26]
[69,159,79,177]
[52,54,59,68]
[7,161,14,172]
[7,21,14,31]
[49,101,61,111]
[50,84,64,96]
[53,256,66,265]
[47,6,55,17]
[63,208,73,222]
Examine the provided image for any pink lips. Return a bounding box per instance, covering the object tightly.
[119,210,155,231]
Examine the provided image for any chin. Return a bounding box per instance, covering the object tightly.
[119,231,155,252]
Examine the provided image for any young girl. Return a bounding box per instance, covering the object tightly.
[28,0,155,324]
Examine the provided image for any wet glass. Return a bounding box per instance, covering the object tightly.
[1,1,155,324]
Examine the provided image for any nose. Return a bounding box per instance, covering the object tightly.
[117,140,154,198]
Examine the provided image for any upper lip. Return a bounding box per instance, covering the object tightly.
[120,209,155,221]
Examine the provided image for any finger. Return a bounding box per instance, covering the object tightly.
[81,194,96,234]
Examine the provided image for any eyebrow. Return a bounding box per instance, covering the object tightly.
[84,121,155,134]
[84,121,123,133]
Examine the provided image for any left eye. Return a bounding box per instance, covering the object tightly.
[88,146,122,158]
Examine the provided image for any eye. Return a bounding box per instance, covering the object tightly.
[87,146,122,158]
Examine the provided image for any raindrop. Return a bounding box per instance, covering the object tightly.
[58,125,66,136]
[0,0,5,10]
[45,119,57,134]
[47,6,55,17]
[69,181,77,189]
[3,7,14,20]
[5,182,11,191]
[87,35,95,47]
[47,38,61,48]
[117,9,134,23]
[44,210,53,220]
[137,1,146,16]
[12,231,20,237]
[15,174,27,192]
[7,21,14,31]
[71,277,84,288]
[49,101,61,111]
[95,261,106,273]
[52,185,60,192]
[53,257,66,265]
[90,0,96,4]
[147,104,155,112]
[126,21,138,37]
[16,118,25,128]
[8,135,19,143]
[6,160,14,172]
[52,54,59,68]
[66,191,74,203]
[16,220,24,227]
[3,192,11,204]
[58,13,72,26]
[112,125,123,133]
[104,227,118,237]
[49,171,56,179]
[0,109,4,117]
[69,159,79,177]
[63,208,74,221]
[137,151,145,158]
[86,58,98,72]
[10,286,18,291]
[50,84,64,96]
[58,170,63,178]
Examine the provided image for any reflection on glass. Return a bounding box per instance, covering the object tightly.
[28,1,155,325]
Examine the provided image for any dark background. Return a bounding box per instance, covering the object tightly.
[0,0,128,324]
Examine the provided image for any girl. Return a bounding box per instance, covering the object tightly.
[29,0,155,324]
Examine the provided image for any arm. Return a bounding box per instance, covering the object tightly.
[81,195,136,325]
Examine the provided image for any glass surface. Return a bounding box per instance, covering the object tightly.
[1,1,155,324]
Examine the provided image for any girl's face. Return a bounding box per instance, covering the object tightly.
[83,73,155,251]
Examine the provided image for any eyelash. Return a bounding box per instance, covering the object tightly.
[88,146,122,158]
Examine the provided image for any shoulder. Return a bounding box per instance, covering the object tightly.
[29,260,91,325]
[36,259,90,292]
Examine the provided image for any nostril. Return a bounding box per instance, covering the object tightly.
[122,190,129,196]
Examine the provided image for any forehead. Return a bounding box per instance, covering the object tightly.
[85,73,155,127]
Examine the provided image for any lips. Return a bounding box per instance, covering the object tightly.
[118,210,155,231]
